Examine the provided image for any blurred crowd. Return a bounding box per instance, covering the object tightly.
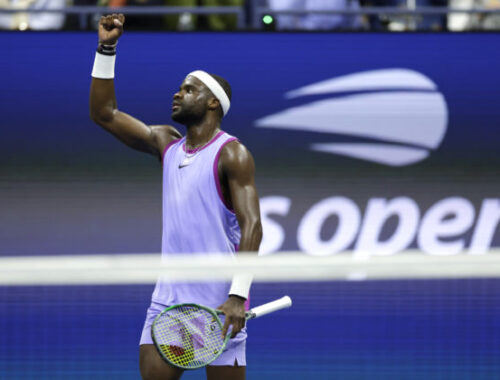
[0,0,499,31]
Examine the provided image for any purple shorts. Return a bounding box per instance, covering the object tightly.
[139,301,247,366]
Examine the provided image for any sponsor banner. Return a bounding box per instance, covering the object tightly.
[259,195,500,256]
[0,33,499,255]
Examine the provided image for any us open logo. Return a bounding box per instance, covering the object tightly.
[255,69,448,166]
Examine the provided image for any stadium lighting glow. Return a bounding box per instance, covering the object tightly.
[262,15,274,25]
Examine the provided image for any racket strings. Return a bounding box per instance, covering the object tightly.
[152,305,225,369]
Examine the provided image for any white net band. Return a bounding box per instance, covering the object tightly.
[1,250,500,285]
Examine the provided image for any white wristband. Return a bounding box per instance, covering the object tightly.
[91,52,116,79]
[229,273,253,299]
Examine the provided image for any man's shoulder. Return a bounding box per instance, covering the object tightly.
[219,137,254,174]
[150,125,183,157]
[220,136,247,157]
[151,125,183,140]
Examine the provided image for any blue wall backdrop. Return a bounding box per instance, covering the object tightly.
[1,32,499,256]
[0,32,499,379]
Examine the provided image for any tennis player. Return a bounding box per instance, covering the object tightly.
[89,14,262,380]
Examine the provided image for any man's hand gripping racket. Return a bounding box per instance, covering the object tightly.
[151,296,292,369]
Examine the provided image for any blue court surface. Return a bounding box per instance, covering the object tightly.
[1,280,499,379]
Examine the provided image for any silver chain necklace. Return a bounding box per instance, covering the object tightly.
[180,129,219,168]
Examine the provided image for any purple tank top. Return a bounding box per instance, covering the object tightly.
[151,131,241,307]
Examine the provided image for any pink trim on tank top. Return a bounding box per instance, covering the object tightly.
[183,130,225,154]
[213,137,238,212]
[162,139,180,164]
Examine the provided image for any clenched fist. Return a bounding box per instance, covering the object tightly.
[98,14,125,45]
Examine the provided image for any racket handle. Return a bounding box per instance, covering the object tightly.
[247,296,292,319]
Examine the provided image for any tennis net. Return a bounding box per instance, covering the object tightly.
[1,251,500,379]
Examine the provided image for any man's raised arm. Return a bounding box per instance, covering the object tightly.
[89,14,180,157]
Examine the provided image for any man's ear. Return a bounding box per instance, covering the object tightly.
[208,97,220,111]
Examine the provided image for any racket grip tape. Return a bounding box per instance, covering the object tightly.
[247,296,292,319]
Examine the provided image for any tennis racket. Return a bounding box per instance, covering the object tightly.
[151,295,292,369]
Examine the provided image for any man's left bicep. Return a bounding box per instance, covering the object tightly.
[232,183,261,222]
[225,147,261,227]
[228,173,261,225]
[223,145,263,252]
[229,178,262,252]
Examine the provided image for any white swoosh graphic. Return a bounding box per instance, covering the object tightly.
[311,143,429,166]
[255,91,447,149]
[285,69,437,99]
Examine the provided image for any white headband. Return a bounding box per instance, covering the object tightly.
[188,70,231,117]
